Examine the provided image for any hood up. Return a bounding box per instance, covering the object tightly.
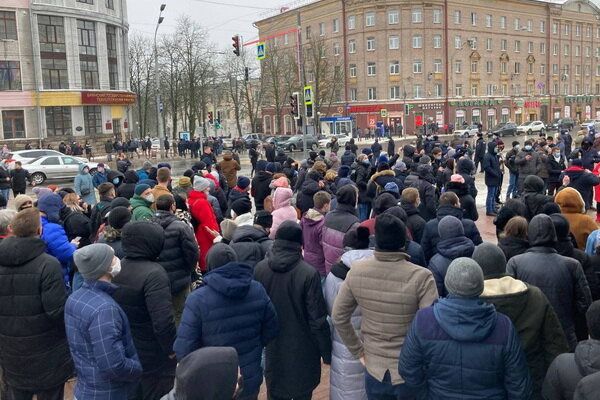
[231,225,269,243]
[204,262,253,299]
[0,237,47,266]
[433,297,498,342]
[302,208,325,225]
[555,187,586,214]
[575,340,600,377]
[273,187,293,209]
[122,221,165,260]
[436,236,475,259]
[124,170,139,184]
[266,240,302,272]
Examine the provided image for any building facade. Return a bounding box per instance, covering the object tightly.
[255,0,600,135]
[0,0,133,148]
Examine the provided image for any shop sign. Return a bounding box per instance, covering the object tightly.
[524,101,541,108]
[420,103,443,110]
[456,110,466,118]
[596,110,600,119]
[81,91,136,105]
[435,112,444,125]
[586,105,592,119]
[472,109,481,117]
[565,105,571,118]
[502,108,510,115]
[348,105,385,113]
[515,108,522,114]
[565,95,594,104]
[449,99,503,107]
[487,108,496,116]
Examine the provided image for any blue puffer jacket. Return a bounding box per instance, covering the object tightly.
[74,164,96,205]
[41,216,76,290]
[428,236,475,297]
[174,262,279,397]
[399,297,532,399]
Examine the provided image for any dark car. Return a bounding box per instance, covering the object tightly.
[548,118,575,131]
[242,133,263,148]
[489,122,518,137]
[278,134,319,152]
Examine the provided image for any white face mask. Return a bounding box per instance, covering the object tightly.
[143,193,155,203]
[110,258,121,278]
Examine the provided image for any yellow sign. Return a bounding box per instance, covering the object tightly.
[380,109,388,118]
[304,85,313,105]
[257,42,266,60]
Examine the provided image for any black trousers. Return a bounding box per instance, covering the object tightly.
[132,365,175,400]
[268,393,312,400]
[5,383,64,400]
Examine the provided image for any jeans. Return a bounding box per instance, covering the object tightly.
[506,172,518,199]
[486,185,498,214]
[365,371,417,400]
[358,202,371,222]
[0,188,9,203]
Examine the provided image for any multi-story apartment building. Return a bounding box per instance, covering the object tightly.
[0,0,133,147]
[255,0,600,134]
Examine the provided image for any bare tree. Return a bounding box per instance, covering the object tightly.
[159,33,184,140]
[129,33,154,138]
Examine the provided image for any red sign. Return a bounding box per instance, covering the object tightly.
[81,91,136,105]
[524,101,541,108]
[349,105,386,113]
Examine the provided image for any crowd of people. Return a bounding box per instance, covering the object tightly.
[1,126,600,400]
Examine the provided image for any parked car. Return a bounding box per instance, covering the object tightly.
[220,136,233,149]
[318,134,352,149]
[278,135,319,152]
[489,122,518,137]
[580,119,600,132]
[453,124,480,138]
[4,149,65,169]
[24,156,101,185]
[548,118,575,131]
[242,133,263,148]
[517,120,546,135]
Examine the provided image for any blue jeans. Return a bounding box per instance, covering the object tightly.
[358,202,371,222]
[507,172,518,199]
[486,185,498,214]
[365,371,417,400]
[0,188,9,204]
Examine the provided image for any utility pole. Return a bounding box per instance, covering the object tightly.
[153,4,166,158]
[296,12,309,160]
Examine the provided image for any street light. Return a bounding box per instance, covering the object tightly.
[154,4,166,157]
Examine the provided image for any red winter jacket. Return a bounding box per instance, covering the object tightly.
[188,190,219,272]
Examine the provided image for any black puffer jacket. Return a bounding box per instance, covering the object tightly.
[507,215,592,349]
[254,237,331,398]
[409,164,437,222]
[251,171,273,211]
[112,222,176,374]
[152,211,199,295]
[230,225,273,268]
[456,158,478,198]
[401,202,426,243]
[297,171,322,215]
[446,181,479,222]
[522,175,552,220]
[117,170,139,200]
[60,207,92,248]
[0,236,73,390]
[498,236,530,261]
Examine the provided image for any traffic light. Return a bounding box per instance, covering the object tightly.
[306,103,314,119]
[290,92,300,118]
[208,111,213,124]
[244,67,249,82]
[404,104,411,116]
[232,35,241,57]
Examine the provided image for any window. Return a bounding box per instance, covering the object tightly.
[553,83,559,95]
[486,38,492,51]
[471,61,478,73]
[77,20,98,91]
[528,63,534,74]
[367,87,377,100]
[349,64,357,78]
[389,36,400,50]
[350,88,357,101]
[433,35,442,49]
[486,14,492,28]
[540,43,546,54]
[597,65,600,76]
[348,16,356,30]
[414,84,423,98]
[501,39,507,51]
[412,9,422,23]
[40,157,60,166]
[553,43,559,56]
[587,25,592,38]
[471,84,478,96]
[77,0,94,3]
[486,84,494,95]
[455,84,463,96]
[576,65,581,75]
[106,0,114,9]
[433,9,442,24]
[333,18,339,33]
[45,107,72,136]
[348,40,356,53]
[388,10,399,25]
[0,11,17,40]
[41,59,68,89]
[84,106,102,135]
[500,16,506,29]
[2,110,25,139]
[553,64,559,75]
[469,38,477,50]
[80,60,99,90]
[502,84,508,96]
[515,40,521,53]
[319,22,325,36]
[486,61,493,73]
[586,65,591,76]
[434,84,443,97]
[553,22,558,34]
[367,62,376,76]
[365,12,375,27]
[412,35,422,48]
[413,60,423,73]
[514,18,520,31]
[434,59,442,73]
[38,15,68,89]
[389,61,400,75]
[564,44,569,56]
[501,61,507,74]
[540,64,546,75]
[586,46,591,57]
[527,20,532,32]
[455,36,462,49]
[284,34,288,45]
[0,61,21,90]
[106,25,118,90]
[367,37,375,51]
[454,60,462,73]
[514,62,521,74]
[528,41,533,54]
[540,21,545,33]
[306,26,311,39]
[454,10,461,24]
[390,86,401,99]
[564,24,570,36]
[470,12,477,26]
[576,24,581,37]
[333,43,340,56]
[563,84,569,95]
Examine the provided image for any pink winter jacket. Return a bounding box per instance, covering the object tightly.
[269,187,298,239]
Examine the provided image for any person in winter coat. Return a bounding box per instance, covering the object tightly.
[324,227,371,400]
[188,177,219,273]
[98,206,131,259]
[456,157,478,199]
[153,195,199,324]
[542,300,600,400]
[428,215,475,297]
[555,187,599,249]
[130,184,155,222]
[66,244,143,400]
[399,257,533,399]
[515,140,543,194]
[301,191,331,278]
[446,173,479,221]
[9,161,31,197]
[483,141,503,216]
[117,170,139,200]
[174,244,279,400]
[548,146,567,196]
[498,216,530,261]
[270,187,298,239]
[474,133,486,172]
[409,163,438,221]
[297,169,324,216]
[473,243,569,398]
[341,147,355,167]
[254,221,332,400]
[0,208,74,399]
[366,164,402,202]
[564,158,600,210]
[229,211,273,268]
[74,163,97,206]
[251,160,273,211]
[89,182,116,239]
[578,138,600,170]
[353,155,372,221]
[61,193,92,250]
[387,137,395,156]
[228,176,251,211]
[505,141,520,200]
[112,221,177,400]
[507,214,593,350]
[333,214,438,399]
[420,192,483,262]
[522,175,553,220]
[219,151,241,189]
[322,185,360,274]
[92,163,108,188]
[400,188,426,243]
[574,371,600,400]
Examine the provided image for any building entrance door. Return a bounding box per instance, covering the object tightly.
[113,119,121,140]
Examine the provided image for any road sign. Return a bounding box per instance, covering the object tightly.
[257,42,266,60]
[380,109,388,118]
[304,85,313,105]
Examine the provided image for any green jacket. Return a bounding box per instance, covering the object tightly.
[130,195,154,221]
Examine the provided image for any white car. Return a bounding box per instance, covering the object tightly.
[453,124,480,138]
[517,121,546,135]
[319,134,352,149]
[4,149,65,169]
[24,155,101,185]
[580,120,600,132]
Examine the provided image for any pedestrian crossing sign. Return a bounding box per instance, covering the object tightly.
[304,85,313,105]
[257,42,266,60]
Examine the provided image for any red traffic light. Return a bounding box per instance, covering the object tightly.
[232,35,240,57]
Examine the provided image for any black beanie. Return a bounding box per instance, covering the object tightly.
[254,210,273,229]
[275,220,303,244]
[337,185,357,206]
[550,213,570,240]
[373,193,398,216]
[107,206,131,230]
[231,197,252,216]
[111,197,130,209]
[343,226,371,250]
[375,213,406,251]
[587,300,600,340]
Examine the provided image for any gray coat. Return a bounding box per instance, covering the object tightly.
[574,370,600,400]
[324,249,372,400]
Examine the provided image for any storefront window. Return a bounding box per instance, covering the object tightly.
[501,108,510,123]
[455,110,466,126]
[472,109,481,124]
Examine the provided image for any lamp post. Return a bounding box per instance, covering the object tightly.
[153,4,166,158]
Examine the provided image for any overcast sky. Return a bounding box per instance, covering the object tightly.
[127,0,291,49]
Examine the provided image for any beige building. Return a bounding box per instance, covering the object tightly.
[256,0,600,134]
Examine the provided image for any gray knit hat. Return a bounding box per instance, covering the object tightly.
[206,243,238,271]
[74,244,115,281]
[472,243,507,279]
[445,257,484,298]
[193,176,211,192]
